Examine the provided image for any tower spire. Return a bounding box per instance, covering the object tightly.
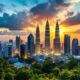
[45,19,50,54]
[36,25,40,54]
[54,20,61,53]
[56,17,59,26]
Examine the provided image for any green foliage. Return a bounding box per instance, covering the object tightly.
[0,68,5,80]
[4,72,14,80]
[60,69,74,80]
[31,62,42,74]
[42,57,56,73]
[0,57,80,80]
[15,68,32,80]
[67,57,78,69]
[52,67,60,76]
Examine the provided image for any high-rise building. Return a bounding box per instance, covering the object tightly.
[8,43,13,57]
[64,35,70,55]
[78,46,80,55]
[45,20,50,54]
[25,42,28,54]
[16,36,21,51]
[2,42,8,57]
[72,38,79,56]
[27,33,35,56]
[40,44,43,53]
[9,39,14,56]
[35,25,40,54]
[0,41,2,57]
[54,20,61,53]
[20,44,26,58]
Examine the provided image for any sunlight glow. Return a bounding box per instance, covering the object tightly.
[60,28,64,36]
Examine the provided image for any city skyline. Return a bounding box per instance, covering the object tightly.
[0,0,80,44]
[0,21,79,58]
[0,1,80,80]
[0,17,80,59]
[0,20,80,48]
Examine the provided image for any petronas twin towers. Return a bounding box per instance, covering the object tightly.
[45,20,50,54]
[36,20,61,54]
[35,25,40,53]
[54,21,61,53]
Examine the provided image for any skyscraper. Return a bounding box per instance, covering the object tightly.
[8,43,13,57]
[16,36,21,51]
[27,33,35,56]
[78,46,80,55]
[45,20,50,54]
[72,38,79,56]
[25,42,28,54]
[9,39,14,56]
[54,20,60,53]
[0,41,2,57]
[20,44,26,58]
[40,44,43,53]
[35,25,40,54]
[3,42,8,57]
[64,35,70,55]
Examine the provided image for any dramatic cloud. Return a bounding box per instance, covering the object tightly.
[30,0,70,19]
[62,13,80,26]
[0,0,79,30]
[0,11,28,30]
[66,12,74,17]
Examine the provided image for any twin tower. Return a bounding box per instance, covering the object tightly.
[36,20,61,55]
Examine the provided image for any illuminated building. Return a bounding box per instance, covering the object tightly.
[78,46,80,55]
[45,20,50,54]
[40,44,43,53]
[2,42,8,57]
[20,44,26,58]
[9,39,14,56]
[27,33,35,56]
[35,25,40,54]
[8,42,13,57]
[0,41,2,57]
[54,20,61,54]
[64,35,70,55]
[72,38,79,56]
[16,36,21,51]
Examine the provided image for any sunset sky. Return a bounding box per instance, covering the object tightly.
[0,0,80,47]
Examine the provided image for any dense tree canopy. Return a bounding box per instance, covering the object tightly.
[0,57,80,80]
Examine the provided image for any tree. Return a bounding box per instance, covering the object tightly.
[60,69,74,80]
[50,76,59,80]
[71,68,80,80]
[31,62,42,74]
[42,57,56,73]
[67,58,78,69]
[5,68,15,74]
[15,69,32,80]
[0,68,5,80]
[52,67,60,76]
[4,72,14,80]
